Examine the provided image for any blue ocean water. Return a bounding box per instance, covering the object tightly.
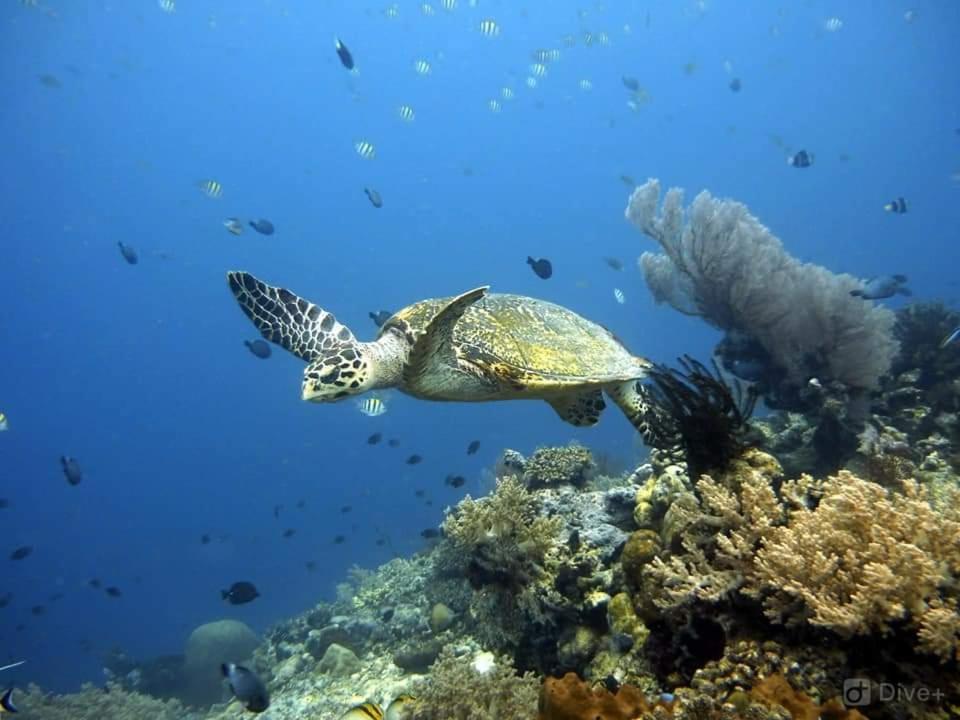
[1,0,957,693]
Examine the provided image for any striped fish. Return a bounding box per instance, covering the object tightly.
[357,396,387,417]
[354,140,376,160]
[199,179,223,198]
[158,0,175,13]
[578,79,593,91]
[613,288,626,304]
[340,702,383,720]
[385,695,417,720]
[439,0,456,10]
[478,18,500,36]
[488,99,501,113]
[413,59,432,75]
[420,3,435,16]
[0,412,7,432]
[500,87,515,100]
[529,63,547,77]
[398,104,415,122]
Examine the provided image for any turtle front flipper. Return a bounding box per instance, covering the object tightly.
[547,390,606,426]
[606,380,658,443]
[227,271,355,361]
[403,286,489,391]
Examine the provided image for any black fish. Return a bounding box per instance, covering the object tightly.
[248,219,275,235]
[414,489,426,498]
[89,578,101,589]
[273,504,281,519]
[603,257,624,271]
[200,534,211,545]
[222,581,260,605]
[850,274,911,300]
[282,528,296,538]
[50,591,64,602]
[367,432,382,445]
[526,256,553,279]
[420,528,440,539]
[222,663,270,713]
[333,534,346,544]
[369,311,391,328]
[787,149,813,168]
[466,440,480,455]
[9,546,32,561]
[31,605,45,616]
[619,174,636,186]
[340,505,352,513]
[60,456,82,486]
[335,37,354,70]
[305,561,316,571]
[728,77,742,92]
[364,187,383,208]
[375,537,386,547]
[621,76,640,92]
[0,592,12,608]
[0,499,8,509]
[388,438,400,448]
[117,242,138,264]
[0,689,16,713]
[406,454,423,465]
[244,339,271,358]
[296,499,306,509]
[445,474,466,488]
[105,586,122,598]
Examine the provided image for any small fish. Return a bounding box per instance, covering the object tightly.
[282,528,296,539]
[501,87,515,100]
[0,593,9,609]
[222,581,260,605]
[296,499,305,509]
[414,489,426,498]
[244,339,271,359]
[0,413,8,432]
[273,504,282,519]
[883,197,907,214]
[340,505,353,513]
[0,661,24,672]
[406,454,423,465]
[414,59,432,76]
[248,219,274,235]
[904,9,917,23]
[388,438,400,448]
[117,242,138,265]
[420,528,440,540]
[385,695,417,720]
[89,578,101,589]
[613,288,626,304]
[367,432,382,445]
[222,663,270,713]
[335,37,354,70]
[787,150,813,168]
[200,534,211,545]
[619,174,636,186]
[621,76,640,92]
[850,274,911,300]
[529,62,548,77]
[603,257,624,271]
[223,218,244,236]
[939,326,960,349]
[333,534,346,544]
[578,79,593,91]
[421,3,434,16]
[60,456,82,486]
[824,17,843,32]
[358,396,387,417]
[445,474,466,488]
[398,105,415,122]
[728,77,742,92]
[31,605,45,616]
[466,440,480,455]
[199,179,224,198]
[9,546,32,561]
[38,74,61,89]
[0,499,7,509]
[341,702,383,720]
[158,0,175,13]
[364,188,383,208]
[355,140,376,160]
[488,99,502,113]
[369,310,392,327]
[527,256,553,279]
[478,18,500,36]
[105,586,122,598]
[305,561,316,571]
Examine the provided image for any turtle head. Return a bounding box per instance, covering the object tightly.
[302,345,375,402]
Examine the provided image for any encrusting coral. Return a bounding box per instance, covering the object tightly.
[626,178,899,395]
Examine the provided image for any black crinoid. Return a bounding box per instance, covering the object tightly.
[640,355,758,476]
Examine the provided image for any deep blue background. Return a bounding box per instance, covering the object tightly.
[1,0,957,693]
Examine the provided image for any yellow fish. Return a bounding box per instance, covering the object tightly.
[198,179,223,198]
[340,701,383,720]
[0,688,16,713]
[385,695,417,720]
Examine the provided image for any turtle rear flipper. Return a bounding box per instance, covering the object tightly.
[227,271,355,362]
[403,286,489,390]
[547,390,606,426]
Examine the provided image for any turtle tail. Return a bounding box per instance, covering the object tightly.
[227,271,371,402]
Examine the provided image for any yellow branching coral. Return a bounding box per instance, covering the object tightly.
[746,471,960,660]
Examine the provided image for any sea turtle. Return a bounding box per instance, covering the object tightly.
[226,271,655,434]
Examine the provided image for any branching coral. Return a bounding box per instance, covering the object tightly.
[626,179,899,393]
[640,355,757,476]
[15,683,197,720]
[412,646,540,720]
[442,476,562,591]
[746,471,960,660]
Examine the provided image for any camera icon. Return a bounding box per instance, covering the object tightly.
[843,678,871,707]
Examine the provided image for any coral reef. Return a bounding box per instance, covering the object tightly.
[522,444,597,489]
[627,178,899,398]
[15,682,198,719]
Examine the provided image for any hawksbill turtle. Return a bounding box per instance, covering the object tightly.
[226,271,655,434]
